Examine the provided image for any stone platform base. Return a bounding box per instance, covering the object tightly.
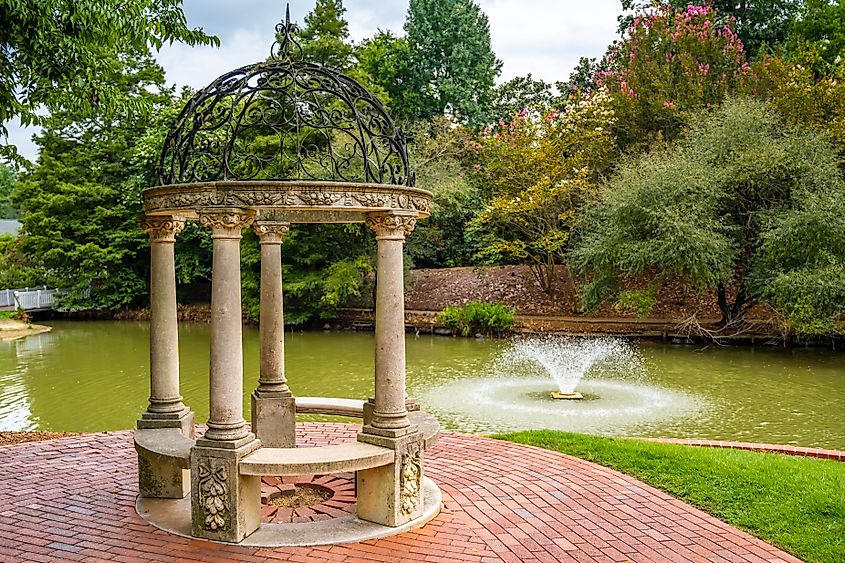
[551,391,584,400]
[136,477,441,547]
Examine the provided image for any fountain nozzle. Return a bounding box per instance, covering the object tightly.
[551,392,584,400]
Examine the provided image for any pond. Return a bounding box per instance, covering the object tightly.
[1,321,843,449]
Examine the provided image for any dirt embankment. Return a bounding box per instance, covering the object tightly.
[0,319,52,341]
[363,265,780,338]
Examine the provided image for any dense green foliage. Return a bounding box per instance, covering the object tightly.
[0,0,217,162]
[497,431,845,563]
[619,1,802,57]
[470,93,616,294]
[0,164,17,218]
[604,3,750,150]
[299,0,353,69]
[3,0,845,337]
[404,0,502,125]
[572,97,845,332]
[437,301,515,336]
[11,55,170,310]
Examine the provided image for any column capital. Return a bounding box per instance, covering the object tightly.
[253,221,290,244]
[365,212,417,241]
[197,209,255,239]
[140,215,186,243]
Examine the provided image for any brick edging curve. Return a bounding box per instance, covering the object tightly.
[643,437,845,461]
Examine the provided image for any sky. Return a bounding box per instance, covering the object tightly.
[6,0,623,162]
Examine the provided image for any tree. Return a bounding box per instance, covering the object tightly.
[354,30,417,120]
[618,1,802,58]
[470,92,616,295]
[602,3,750,151]
[404,0,502,125]
[404,117,479,268]
[572,97,845,333]
[750,52,845,165]
[787,0,845,71]
[0,0,217,161]
[299,0,353,69]
[12,54,173,310]
[0,164,17,218]
[486,75,556,125]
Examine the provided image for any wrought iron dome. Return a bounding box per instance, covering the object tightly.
[157,6,414,187]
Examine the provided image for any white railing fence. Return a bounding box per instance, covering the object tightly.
[0,287,59,311]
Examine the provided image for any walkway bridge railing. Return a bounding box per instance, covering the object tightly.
[0,287,60,312]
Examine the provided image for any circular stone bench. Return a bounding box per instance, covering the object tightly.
[134,397,440,498]
[239,442,394,476]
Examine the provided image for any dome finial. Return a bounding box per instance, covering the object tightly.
[271,3,303,60]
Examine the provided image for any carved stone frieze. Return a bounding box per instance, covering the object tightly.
[295,190,342,206]
[353,192,391,208]
[365,212,417,240]
[142,182,432,221]
[197,209,255,238]
[399,443,422,516]
[197,460,229,531]
[140,216,186,242]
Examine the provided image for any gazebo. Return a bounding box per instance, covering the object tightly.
[133,7,441,545]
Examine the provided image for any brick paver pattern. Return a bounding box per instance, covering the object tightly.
[645,437,845,461]
[0,423,800,562]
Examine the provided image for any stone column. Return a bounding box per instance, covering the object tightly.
[191,209,261,544]
[357,211,425,528]
[138,215,193,435]
[362,211,417,435]
[196,209,255,444]
[251,219,296,447]
[136,215,195,500]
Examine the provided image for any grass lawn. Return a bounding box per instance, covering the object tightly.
[495,431,845,563]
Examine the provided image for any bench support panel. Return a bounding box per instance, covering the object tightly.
[190,438,262,543]
[357,430,425,527]
[251,393,296,448]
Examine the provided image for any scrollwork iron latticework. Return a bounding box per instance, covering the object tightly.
[158,5,413,187]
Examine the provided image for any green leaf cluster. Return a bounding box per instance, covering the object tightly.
[437,300,516,336]
[0,0,218,162]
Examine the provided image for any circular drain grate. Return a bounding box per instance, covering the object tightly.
[260,474,357,523]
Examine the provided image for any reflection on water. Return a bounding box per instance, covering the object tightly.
[0,321,843,449]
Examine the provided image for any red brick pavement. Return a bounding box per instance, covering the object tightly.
[0,423,800,562]
[645,437,845,461]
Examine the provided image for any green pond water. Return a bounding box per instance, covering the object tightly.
[1,320,843,449]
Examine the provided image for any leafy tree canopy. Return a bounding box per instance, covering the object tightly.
[299,0,353,69]
[0,0,218,162]
[0,164,17,219]
[11,54,173,310]
[572,97,845,333]
[354,30,417,120]
[787,0,845,71]
[470,92,617,296]
[404,0,502,126]
[604,3,750,150]
[619,1,802,58]
[485,75,556,124]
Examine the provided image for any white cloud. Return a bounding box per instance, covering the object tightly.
[158,27,272,90]
[480,0,620,83]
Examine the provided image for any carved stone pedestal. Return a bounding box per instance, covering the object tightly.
[251,393,296,448]
[356,429,425,527]
[190,437,262,543]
